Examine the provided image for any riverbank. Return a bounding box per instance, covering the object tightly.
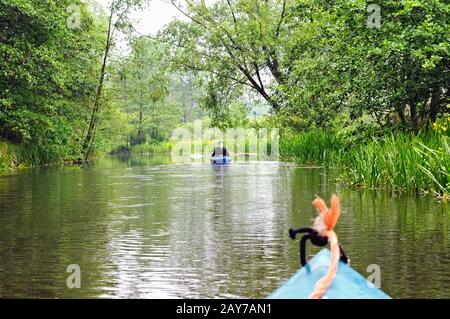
[0,141,45,171]
[0,140,175,172]
[280,130,449,198]
[0,140,96,171]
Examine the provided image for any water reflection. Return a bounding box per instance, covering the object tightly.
[0,156,448,298]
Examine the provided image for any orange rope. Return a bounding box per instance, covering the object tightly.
[309,194,341,299]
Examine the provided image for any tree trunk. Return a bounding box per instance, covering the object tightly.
[397,108,406,127]
[81,0,115,160]
[137,109,144,145]
[410,102,419,134]
[429,88,441,126]
[267,55,285,86]
[238,65,280,110]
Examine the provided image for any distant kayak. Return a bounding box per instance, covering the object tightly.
[210,156,231,164]
[268,249,390,299]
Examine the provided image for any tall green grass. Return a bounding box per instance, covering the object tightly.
[128,140,215,155]
[0,142,16,170]
[9,143,69,167]
[280,130,344,165]
[280,130,449,196]
[0,140,74,170]
[130,142,174,155]
[342,132,449,195]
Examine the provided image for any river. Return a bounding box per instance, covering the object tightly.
[0,156,448,298]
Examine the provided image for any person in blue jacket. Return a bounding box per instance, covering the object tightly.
[212,141,230,157]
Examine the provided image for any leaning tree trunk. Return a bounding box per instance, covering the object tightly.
[81,0,115,160]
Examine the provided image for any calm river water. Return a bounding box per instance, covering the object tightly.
[0,157,448,298]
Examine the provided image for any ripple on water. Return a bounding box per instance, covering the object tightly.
[0,159,448,298]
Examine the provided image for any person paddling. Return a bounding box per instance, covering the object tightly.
[212,141,230,157]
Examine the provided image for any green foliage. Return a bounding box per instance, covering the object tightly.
[161,0,295,112]
[281,0,449,131]
[109,37,182,147]
[163,0,449,132]
[168,71,204,122]
[91,102,132,156]
[433,111,450,136]
[0,0,106,164]
[206,100,250,130]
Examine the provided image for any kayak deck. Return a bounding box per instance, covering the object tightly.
[268,249,390,299]
[210,156,231,164]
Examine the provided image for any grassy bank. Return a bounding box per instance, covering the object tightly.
[0,141,78,171]
[0,142,18,170]
[280,130,449,197]
[0,141,52,170]
[280,130,345,165]
[128,142,174,155]
[121,138,253,157]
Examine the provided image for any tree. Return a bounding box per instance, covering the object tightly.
[280,0,450,132]
[110,37,180,145]
[81,0,147,160]
[0,0,106,162]
[161,0,296,113]
[355,0,450,132]
[168,71,203,123]
[162,0,449,133]
[128,37,169,144]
